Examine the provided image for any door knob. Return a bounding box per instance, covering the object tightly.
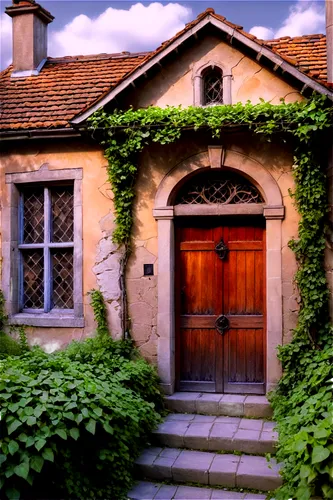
[215,238,228,260]
[215,314,229,335]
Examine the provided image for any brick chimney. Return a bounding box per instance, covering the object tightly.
[5,0,54,77]
[327,0,333,86]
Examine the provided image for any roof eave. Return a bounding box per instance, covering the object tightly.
[71,15,333,126]
[0,127,81,141]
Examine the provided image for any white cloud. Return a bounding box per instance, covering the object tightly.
[0,13,12,69]
[275,1,325,38]
[249,26,274,40]
[49,2,192,57]
[249,1,325,40]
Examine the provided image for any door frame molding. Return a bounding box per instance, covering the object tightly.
[153,148,284,395]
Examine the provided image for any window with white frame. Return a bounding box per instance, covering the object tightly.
[19,184,74,312]
[3,166,83,328]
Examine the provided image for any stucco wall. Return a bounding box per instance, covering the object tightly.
[2,33,331,370]
[126,131,300,365]
[0,139,124,352]
[126,35,303,109]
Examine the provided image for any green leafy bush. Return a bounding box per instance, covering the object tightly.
[0,310,163,499]
[270,340,333,500]
[269,120,333,498]
[0,291,28,357]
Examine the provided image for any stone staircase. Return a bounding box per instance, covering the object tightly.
[128,393,282,500]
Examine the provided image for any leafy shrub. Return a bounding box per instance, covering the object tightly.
[0,291,28,358]
[270,338,333,500]
[0,293,163,499]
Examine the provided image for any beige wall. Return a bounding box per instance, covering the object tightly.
[125,35,302,109]
[0,139,124,352]
[126,132,301,365]
[1,32,331,373]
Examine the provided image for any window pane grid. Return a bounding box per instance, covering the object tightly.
[20,185,74,312]
[51,186,74,243]
[23,188,44,243]
[22,250,44,309]
[52,251,74,309]
[203,68,223,105]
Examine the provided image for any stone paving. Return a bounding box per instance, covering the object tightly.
[153,414,277,454]
[128,481,267,500]
[135,447,282,491]
[132,393,280,499]
[165,393,272,418]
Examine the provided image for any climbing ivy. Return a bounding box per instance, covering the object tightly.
[88,94,333,499]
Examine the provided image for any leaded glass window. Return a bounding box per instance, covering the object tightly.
[176,171,263,205]
[19,185,74,311]
[203,67,223,105]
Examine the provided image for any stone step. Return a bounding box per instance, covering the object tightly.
[165,393,272,419]
[128,480,267,499]
[153,414,277,454]
[135,447,282,492]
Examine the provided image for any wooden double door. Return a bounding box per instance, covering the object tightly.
[175,217,266,394]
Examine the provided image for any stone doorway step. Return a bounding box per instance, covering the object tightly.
[128,393,281,500]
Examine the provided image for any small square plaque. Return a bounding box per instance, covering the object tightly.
[143,264,154,276]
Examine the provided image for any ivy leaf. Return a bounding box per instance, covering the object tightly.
[103,423,114,435]
[8,420,22,435]
[26,416,36,426]
[312,445,330,464]
[85,419,96,435]
[8,440,19,456]
[5,488,20,500]
[30,456,44,473]
[69,428,80,441]
[42,448,54,462]
[35,439,47,452]
[14,462,29,480]
[55,429,67,440]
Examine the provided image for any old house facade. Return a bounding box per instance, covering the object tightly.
[1,0,332,395]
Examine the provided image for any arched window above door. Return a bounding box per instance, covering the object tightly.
[175,171,263,205]
[202,67,223,105]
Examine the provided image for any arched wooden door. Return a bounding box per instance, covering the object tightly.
[175,216,266,394]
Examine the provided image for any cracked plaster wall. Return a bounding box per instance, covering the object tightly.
[0,139,123,351]
[125,35,303,109]
[0,34,331,362]
[128,131,302,356]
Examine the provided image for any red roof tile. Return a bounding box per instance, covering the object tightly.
[263,34,328,83]
[0,8,329,132]
[0,53,148,131]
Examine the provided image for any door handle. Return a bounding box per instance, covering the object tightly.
[215,315,230,335]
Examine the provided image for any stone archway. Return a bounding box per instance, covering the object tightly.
[153,147,284,395]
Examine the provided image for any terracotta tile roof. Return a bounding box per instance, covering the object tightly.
[132,9,328,83]
[0,52,148,130]
[263,34,327,83]
[0,7,329,132]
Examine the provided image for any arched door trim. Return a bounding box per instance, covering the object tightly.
[154,148,284,395]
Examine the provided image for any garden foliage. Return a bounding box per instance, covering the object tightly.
[0,290,163,499]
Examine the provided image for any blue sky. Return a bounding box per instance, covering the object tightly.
[0,1,326,68]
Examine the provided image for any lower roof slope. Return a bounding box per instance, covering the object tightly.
[0,52,148,131]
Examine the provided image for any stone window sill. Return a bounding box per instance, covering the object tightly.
[9,313,84,328]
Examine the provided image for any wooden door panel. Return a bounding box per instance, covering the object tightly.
[222,222,265,393]
[176,217,265,394]
[179,328,217,392]
[224,328,265,394]
[180,250,217,314]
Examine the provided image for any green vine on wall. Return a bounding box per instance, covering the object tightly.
[88,95,333,499]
